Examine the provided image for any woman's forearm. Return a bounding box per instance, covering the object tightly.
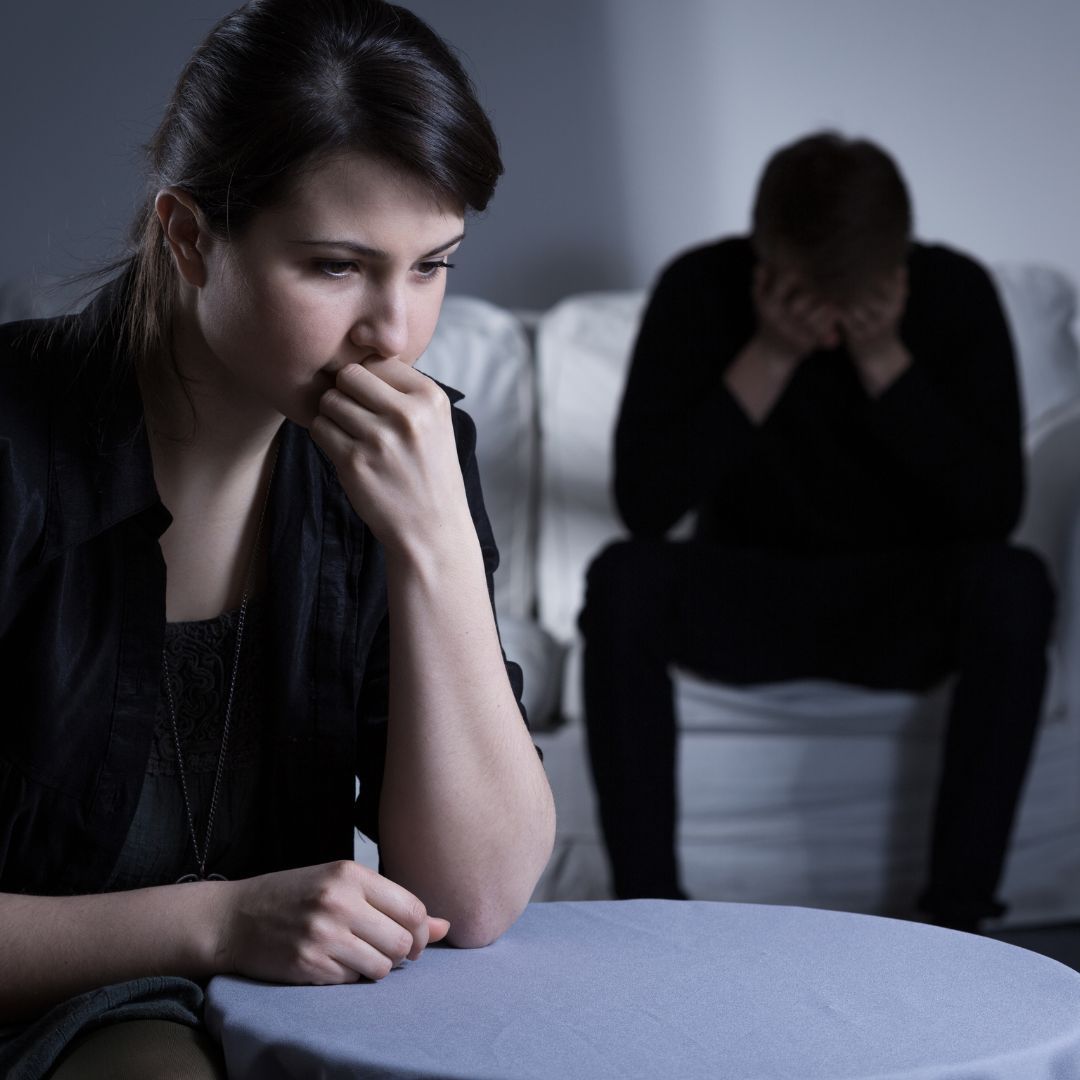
[377,531,556,949]
[0,883,228,1023]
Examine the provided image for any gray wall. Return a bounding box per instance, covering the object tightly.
[3,2,1079,309]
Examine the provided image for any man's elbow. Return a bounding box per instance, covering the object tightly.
[615,489,680,539]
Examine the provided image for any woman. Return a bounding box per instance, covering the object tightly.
[0,0,555,1074]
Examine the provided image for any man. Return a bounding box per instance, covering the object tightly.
[579,132,1054,932]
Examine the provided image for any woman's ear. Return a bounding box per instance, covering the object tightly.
[155,188,210,287]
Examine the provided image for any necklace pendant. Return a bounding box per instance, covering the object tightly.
[176,872,228,883]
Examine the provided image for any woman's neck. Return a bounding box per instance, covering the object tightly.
[141,301,284,482]
[142,303,286,621]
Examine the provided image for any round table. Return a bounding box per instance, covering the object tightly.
[205,900,1080,1079]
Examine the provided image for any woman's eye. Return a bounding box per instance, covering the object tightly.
[416,260,455,279]
[315,260,357,279]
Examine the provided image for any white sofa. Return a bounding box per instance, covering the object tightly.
[415,264,1080,928]
[5,267,1079,927]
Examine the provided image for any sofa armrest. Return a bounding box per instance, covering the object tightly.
[1015,397,1080,589]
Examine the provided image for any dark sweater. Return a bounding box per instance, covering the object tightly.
[614,237,1023,553]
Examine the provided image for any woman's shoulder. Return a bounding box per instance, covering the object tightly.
[0,315,67,438]
[0,318,67,578]
[0,303,127,515]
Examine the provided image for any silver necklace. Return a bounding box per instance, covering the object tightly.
[162,441,279,884]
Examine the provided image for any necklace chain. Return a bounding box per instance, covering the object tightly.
[162,440,279,883]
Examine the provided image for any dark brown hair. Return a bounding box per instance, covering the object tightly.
[117,0,501,375]
[751,131,911,300]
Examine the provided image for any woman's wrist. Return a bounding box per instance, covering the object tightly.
[381,513,482,586]
[184,878,239,977]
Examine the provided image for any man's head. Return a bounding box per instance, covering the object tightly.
[751,132,912,305]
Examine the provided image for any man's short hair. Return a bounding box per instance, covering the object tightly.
[751,131,912,300]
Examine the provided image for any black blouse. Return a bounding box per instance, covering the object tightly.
[0,278,527,896]
[105,604,268,889]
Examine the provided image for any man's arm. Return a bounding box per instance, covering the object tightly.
[851,249,1023,539]
[841,266,913,398]
[614,246,765,536]
[723,263,841,421]
[615,247,840,536]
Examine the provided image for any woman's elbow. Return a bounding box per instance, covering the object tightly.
[445,890,531,950]
[447,824,555,949]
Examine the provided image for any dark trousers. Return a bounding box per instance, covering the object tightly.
[579,539,1055,924]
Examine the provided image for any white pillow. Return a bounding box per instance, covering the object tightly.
[418,295,537,622]
[535,292,645,643]
[991,263,1080,426]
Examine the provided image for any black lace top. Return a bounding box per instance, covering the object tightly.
[106,604,267,889]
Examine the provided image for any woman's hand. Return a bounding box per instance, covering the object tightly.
[218,861,451,984]
[310,358,473,559]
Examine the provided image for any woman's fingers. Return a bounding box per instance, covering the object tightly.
[335,909,450,977]
[333,357,427,411]
[334,359,403,409]
[357,871,433,960]
[427,917,451,943]
[330,928,409,981]
[329,916,450,979]
[223,862,450,986]
[317,360,446,446]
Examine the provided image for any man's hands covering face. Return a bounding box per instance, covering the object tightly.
[753,265,841,363]
[839,267,912,395]
[840,267,908,362]
[750,261,911,398]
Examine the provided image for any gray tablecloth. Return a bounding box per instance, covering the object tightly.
[206,900,1080,1079]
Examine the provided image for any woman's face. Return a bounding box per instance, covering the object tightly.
[191,152,465,426]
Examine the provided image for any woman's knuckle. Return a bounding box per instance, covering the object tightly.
[291,943,318,977]
[391,930,413,960]
[366,425,391,456]
[328,859,356,880]
[403,898,427,928]
[370,955,394,981]
[347,445,367,473]
[299,909,324,941]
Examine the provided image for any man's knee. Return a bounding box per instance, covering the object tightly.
[960,543,1055,647]
[578,538,671,639]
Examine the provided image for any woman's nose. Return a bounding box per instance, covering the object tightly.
[350,284,409,359]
